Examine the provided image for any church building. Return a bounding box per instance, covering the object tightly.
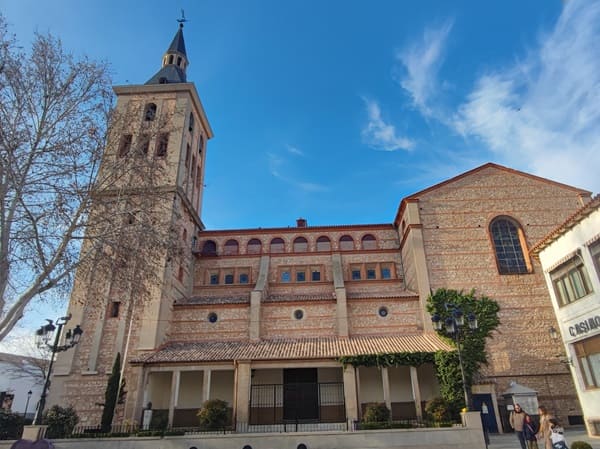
[49,24,592,434]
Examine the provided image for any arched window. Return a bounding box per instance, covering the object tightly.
[293,237,308,252]
[188,113,195,133]
[361,234,377,250]
[489,216,529,274]
[224,239,239,255]
[247,238,262,254]
[182,229,187,244]
[339,235,354,251]
[201,240,217,257]
[270,237,285,253]
[144,103,157,121]
[316,236,331,252]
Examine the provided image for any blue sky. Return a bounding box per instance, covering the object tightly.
[1,0,600,348]
[3,0,599,232]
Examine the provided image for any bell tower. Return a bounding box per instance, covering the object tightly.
[49,22,213,425]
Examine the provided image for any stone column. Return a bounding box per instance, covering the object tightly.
[202,368,212,402]
[410,366,423,419]
[234,361,252,430]
[381,367,392,415]
[168,369,181,427]
[343,365,359,426]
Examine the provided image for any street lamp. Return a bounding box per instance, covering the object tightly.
[431,305,478,409]
[33,314,83,425]
[24,390,33,420]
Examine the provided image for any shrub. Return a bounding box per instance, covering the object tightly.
[197,399,229,430]
[570,442,593,449]
[424,397,453,424]
[0,410,24,440]
[43,405,79,439]
[362,403,390,423]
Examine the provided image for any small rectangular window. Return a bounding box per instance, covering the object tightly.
[381,267,391,279]
[239,273,249,284]
[225,273,234,284]
[185,143,191,167]
[209,273,219,285]
[281,271,291,282]
[367,268,377,280]
[351,269,361,280]
[118,134,132,157]
[311,270,321,282]
[156,133,169,157]
[296,271,306,282]
[109,301,120,318]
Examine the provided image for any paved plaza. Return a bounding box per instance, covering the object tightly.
[488,427,599,449]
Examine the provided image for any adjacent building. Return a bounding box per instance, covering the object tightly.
[532,196,600,436]
[48,24,593,433]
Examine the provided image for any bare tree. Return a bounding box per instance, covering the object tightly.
[0,15,183,341]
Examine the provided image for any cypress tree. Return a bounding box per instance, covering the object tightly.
[101,352,121,432]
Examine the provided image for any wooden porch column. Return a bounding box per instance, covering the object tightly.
[381,367,392,414]
[168,369,181,427]
[410,366,423,419]
[343,365,359,426]
[202,368,212,402]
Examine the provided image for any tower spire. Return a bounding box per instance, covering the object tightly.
[145,17,189,85]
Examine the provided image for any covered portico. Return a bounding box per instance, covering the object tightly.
[131,334,453,430]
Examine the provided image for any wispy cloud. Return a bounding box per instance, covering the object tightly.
[395,20,453,116]
[361,98,414,151]
[286,144,304,156]
[453,0,600,192]
[267,153,328,192]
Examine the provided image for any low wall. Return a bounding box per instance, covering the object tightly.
[0,413,485,449]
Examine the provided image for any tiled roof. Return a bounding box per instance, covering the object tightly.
[132,334,454,365]
[530,195,600,256]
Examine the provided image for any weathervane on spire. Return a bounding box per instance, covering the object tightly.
[177,10,188,28]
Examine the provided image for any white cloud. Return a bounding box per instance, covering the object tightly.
[395,20,453,116]
[361,98,414,151]
[454,0,600,193]
[267,153,328,192]
[286,144,304,156]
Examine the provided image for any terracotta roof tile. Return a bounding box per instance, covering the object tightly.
[132,334,454,365]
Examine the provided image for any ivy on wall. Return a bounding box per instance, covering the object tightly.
[427,288,500,410]
[338,351,435,368]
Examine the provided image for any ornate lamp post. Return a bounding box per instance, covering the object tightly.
[431,305,478,409]
[33,314,83,425]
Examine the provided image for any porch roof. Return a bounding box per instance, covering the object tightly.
[132,334,454,365]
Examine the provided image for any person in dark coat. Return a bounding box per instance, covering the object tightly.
[523,414,539,449]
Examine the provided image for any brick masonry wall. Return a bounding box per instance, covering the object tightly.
[410,166,587,417]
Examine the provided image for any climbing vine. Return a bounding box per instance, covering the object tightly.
[338,351,435,368]
[427,288,500,412]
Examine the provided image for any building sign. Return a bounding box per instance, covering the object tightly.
[568,315,600,337]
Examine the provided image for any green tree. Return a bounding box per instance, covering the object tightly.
[101,352,121,432]
[43,405,79,439]
[427,288,500,413]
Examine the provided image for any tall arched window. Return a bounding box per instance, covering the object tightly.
[247,238,262,254]
[489,216,529,274]
[339,235,354,251]
[144,103,157,121]
[316,236,331,252]
[270,237,285,253]
[293,237,308,252]
[361,234,377,250]
[201,240,217,257]
[224,239,239,255]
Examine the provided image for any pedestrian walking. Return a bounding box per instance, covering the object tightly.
[523,414,539,449]
[509,403,527,449]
